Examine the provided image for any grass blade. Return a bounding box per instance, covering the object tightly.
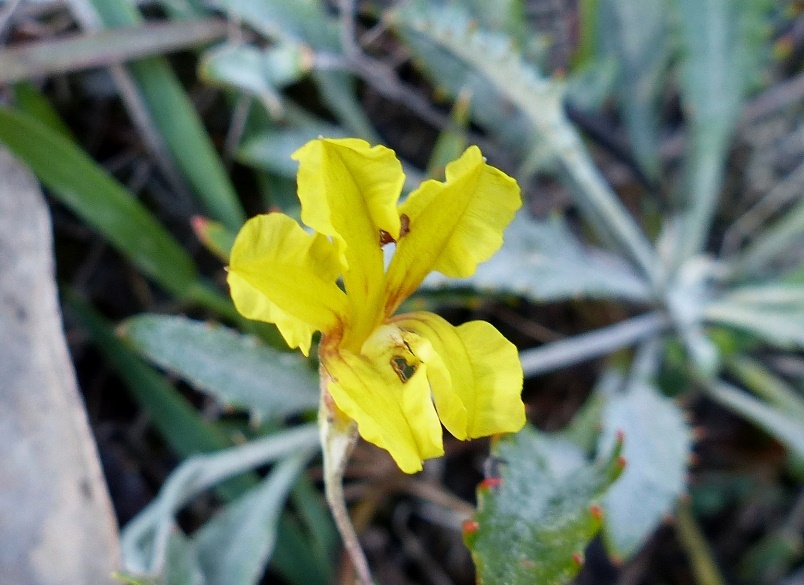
[0,106,197,296]
[77,0,246,231]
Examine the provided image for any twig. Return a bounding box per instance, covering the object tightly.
[0,17,228,83]
[519,312,671,377]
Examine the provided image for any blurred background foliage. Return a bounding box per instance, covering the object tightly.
[1,0,803,583]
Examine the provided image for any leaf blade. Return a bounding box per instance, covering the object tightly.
[121,315,319,420]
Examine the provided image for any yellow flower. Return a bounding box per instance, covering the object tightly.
[227,138,525,473]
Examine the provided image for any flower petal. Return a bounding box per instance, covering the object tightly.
[394,312,525,439]
[321,324,444,473]
[292,138,405,346]
[228,213,348,355]
[384,146,521,314]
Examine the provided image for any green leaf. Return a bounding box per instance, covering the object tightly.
[391,1,660,284]
[726,355,804,418]
[426,90,471,180]
[121,315,319,420]
[164,533,206,585]
[600,378,691,559]
[672,0,771,262]
[461,0,526,40]
[211,0,339,50]
[390,1,534,154]
[193,454,309,585]
[704,301,804,349]
[0,107,198,297]
[200,42,312,116]
[88,0,246,232]
[467,425,624,585]
[598,0,668,179]
[191,216,236,262]
[706,381,804,458]
[116,533,205,585]
[424,212,651,302]
[66,294,233,458]
[238,124,345,178]
[67,295,325,585]
[13,82,75,139]
[731,197,804,278]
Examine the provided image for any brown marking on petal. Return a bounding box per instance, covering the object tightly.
[390,355,416,383]
[399,214,410,237]
[379,229,395,246]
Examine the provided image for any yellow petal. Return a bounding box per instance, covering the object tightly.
[321,324,444,473]
[228,213,349,355]
[394,312,526,439]
[384,146,521,314]
[292,138,405,346]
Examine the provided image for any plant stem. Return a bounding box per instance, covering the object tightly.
[675,500,727,585]
[319,390,374,585]
[519,311,671,377]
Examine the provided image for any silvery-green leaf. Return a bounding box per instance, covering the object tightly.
[193,455,308,585]
[704,301,804,349]
[672,0,770,261]
[210,0,338,49]
[238,124,344,178]
[120,315,319,420]
[598,0,668,179]
[600,378,691,559]
[707,381,804,458]
[424,212,651,302]
[200,42,311,99]
[467,425,624,585]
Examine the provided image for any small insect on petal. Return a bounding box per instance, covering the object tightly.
[399,213,410,237]
[572,552,584,567]
[589,503,604,522]
[390,355,416,383]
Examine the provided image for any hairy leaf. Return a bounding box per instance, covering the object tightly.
[424,212,651,302]
[193,455,309,585]
[601,378,691,559]
[121,315,319,420]
[467,425,624,585]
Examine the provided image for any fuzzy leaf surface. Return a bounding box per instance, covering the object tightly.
[424,212,651,302]
[601,379,691,559]
[193,455,309,585]
[467,425,623,585]
[121,315,319,420]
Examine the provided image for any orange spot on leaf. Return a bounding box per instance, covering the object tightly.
[462,519,479,535]
[479,477,503,491]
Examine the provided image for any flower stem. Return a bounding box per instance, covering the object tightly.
[319,392,374,585]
